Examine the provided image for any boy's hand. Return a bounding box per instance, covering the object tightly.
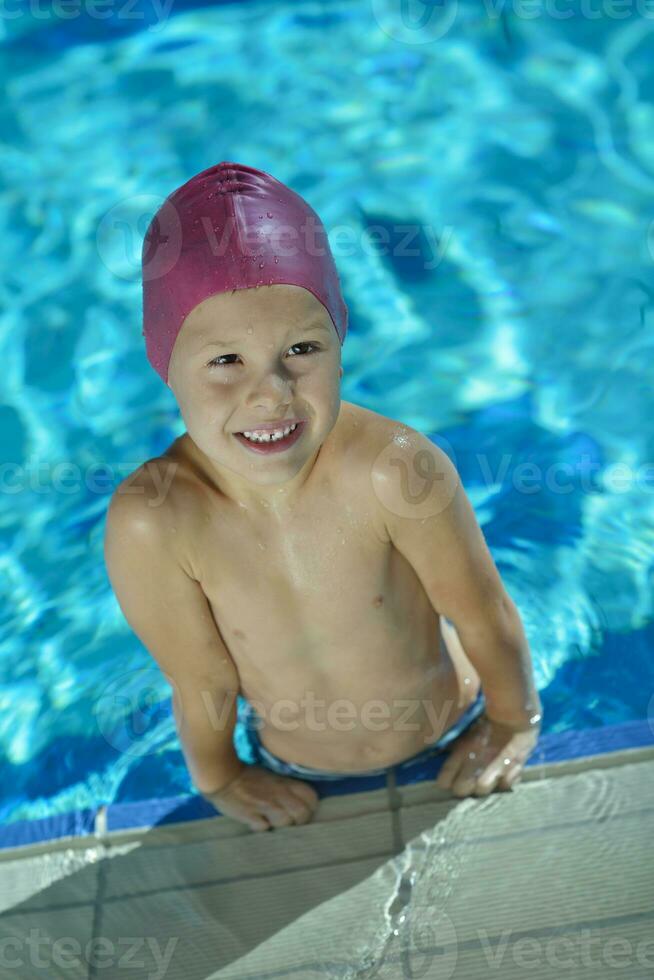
[435,713,541,797]
[204,764,320,832]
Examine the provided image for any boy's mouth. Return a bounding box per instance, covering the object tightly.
[233,420,307,454]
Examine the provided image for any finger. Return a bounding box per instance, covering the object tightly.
[450,765,487,797]
[497,762,522,792]
[453,749,510,797]
[287,779,320,807]
[250,816,272,832]
[473,771,502,796]
[283,791,316,824]
[435,746,474,789]
[260,802,295,828]
[475,755,518,796]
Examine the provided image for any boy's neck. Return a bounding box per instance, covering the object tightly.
[176,431,326,519]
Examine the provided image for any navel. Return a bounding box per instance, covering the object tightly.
[372,594,384,608]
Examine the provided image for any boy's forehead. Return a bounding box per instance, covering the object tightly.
[180,284,330,342]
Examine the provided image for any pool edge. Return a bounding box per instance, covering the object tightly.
[1,716,652,856]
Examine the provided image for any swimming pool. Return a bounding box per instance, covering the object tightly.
[1,0,653,831]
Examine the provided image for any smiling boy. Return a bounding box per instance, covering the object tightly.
[104,161,542,832]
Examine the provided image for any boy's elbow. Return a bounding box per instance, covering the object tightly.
[451,592,520,650]
[173,681,239,738]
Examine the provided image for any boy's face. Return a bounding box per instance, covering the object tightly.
[167,284,343,497]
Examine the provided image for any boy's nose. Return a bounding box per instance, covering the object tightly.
[246,375,294,408]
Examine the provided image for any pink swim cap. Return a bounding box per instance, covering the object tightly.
[141,161,348,384]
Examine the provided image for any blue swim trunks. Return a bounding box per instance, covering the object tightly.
[238,688,486,782]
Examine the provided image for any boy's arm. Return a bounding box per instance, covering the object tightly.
[103,486,246,797]
[372,427,542,729]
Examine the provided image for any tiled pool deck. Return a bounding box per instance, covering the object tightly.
[1,720,653,979]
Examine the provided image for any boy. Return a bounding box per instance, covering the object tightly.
[104,161,542,833]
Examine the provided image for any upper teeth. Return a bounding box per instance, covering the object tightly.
[242,422,298,442]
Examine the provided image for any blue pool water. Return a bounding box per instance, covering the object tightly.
[1,0,654,828]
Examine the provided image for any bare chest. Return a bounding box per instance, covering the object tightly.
[195,493,429,698]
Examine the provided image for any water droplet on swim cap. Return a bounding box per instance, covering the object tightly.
[142,161,348,385]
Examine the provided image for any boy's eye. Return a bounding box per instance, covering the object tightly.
[207,341,319,368]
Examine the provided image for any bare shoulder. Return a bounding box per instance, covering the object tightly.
[341,402,458,540]
[337,401,416,542]
[104,438,200,576]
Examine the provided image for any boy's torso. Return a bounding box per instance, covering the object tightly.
[150,400,480,771]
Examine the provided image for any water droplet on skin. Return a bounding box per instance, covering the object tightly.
[274,256,279,263]
[266,211,273,218]
[259,262,265,268]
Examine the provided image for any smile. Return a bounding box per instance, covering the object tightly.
[233,420,307,454]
